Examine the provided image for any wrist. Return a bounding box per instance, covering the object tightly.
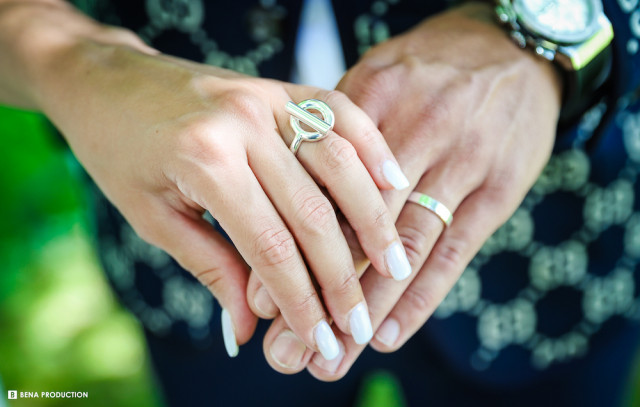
[0,1,154,110]
[485,0,613,124]
[448,1,563,108]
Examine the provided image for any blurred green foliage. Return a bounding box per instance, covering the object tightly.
[0,105,163,407]
[354,371,406,407]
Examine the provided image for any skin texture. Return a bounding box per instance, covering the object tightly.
[0,0,561,378]
[0,0,411,356]
[256,2,563,379]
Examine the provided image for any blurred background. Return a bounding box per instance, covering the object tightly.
[0,105,164,407]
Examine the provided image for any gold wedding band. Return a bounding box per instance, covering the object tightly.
[406,192,453,227]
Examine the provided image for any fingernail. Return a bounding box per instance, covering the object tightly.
[311,338,344,374]
[221,308,239,357]
[349,302,373,345]
[385,242,412,281]
[382,160,410,190]
[314,321,340,361]
[254,286,278,317]
[376,318,400,347]
[270,330,307,369]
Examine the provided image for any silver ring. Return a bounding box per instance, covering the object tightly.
[407,192,453,227]
[285,99,335,156]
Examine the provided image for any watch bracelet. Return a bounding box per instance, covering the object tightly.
[452,0,614,126]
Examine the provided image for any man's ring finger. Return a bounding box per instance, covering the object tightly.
[406,192,453,227]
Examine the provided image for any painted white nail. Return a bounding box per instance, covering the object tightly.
[382,160,410,190]
[385,242,412,281]
[349,302,373,345]
[314,321,340,361]
[376,318,400,347]
[221,308,239,358]
[311,338,345,374]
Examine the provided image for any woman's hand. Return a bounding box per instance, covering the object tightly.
[0,1,413,359]
[253,2,562,376]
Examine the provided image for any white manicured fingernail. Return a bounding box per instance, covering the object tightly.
[376,318,400,347]
[382,160,410,190]
[349,302,373,345]
[385,242,412,281]
[314,321,340,361]
[311,338,345,374]
[221,308,238,357]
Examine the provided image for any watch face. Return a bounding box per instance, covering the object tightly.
[512,0,602,44]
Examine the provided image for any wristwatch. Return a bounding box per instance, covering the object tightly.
[494,0,614,124]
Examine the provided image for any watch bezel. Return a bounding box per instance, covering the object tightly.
[511,0,603,44]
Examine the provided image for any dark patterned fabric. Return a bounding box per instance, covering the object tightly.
[76,0,640,405]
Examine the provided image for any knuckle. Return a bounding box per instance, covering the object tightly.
[293,188,337,236]
[174,121,230,168]
[220,88,265,123]
[372,206,393,230]
[324,270,360,299]
[337,62,385,104]
[321,137,358,171]
[433,235,469,273]
[194,265,225,294]
[479,182,520,227]
[488,167,521,196]
[364,66,398,97]
[321,89,348,107]
[482,179,512,209]
[403,285,435,316]
[254,227,298,268]
[357,125,382,147]
[398,223,432,266]
[288,289,318,317]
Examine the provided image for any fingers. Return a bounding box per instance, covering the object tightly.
[284,86,410,191]
[318,89,409,190]
[261,163,487,378]
[303,131,411,281]
[306,184,461,379]
[138,200,258,357]
[248,132,373,345]
[275,91,413,282]
[206,166,340,359]
[257,176,445,375]
[370,188,513,353]
[303,148,529,379]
